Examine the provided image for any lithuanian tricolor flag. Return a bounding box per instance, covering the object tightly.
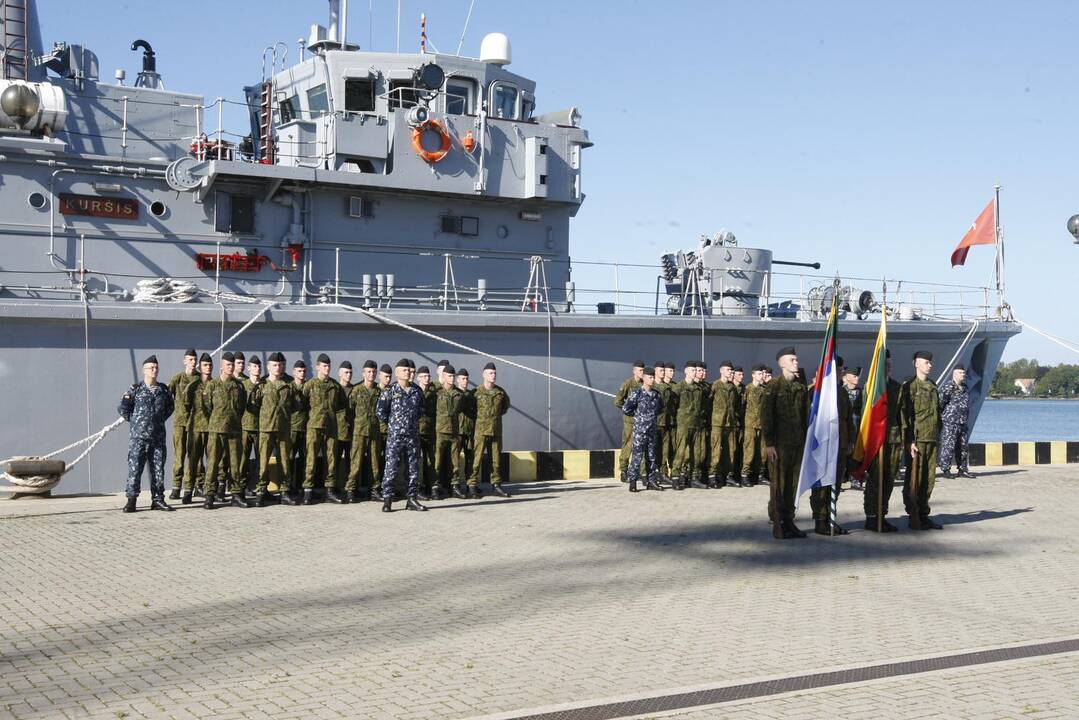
[850,308,887,479]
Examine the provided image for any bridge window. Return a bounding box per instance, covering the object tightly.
[279,95,298,123]
[490,81,518,119]
[345,78,375,112]
[446,79,475,115]
[521,91,536,121]
[307,84,329,117]
[388,80,421,110]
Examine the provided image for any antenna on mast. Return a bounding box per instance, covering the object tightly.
[456,0,477,56]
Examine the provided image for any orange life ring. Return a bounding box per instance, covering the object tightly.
[412,119,452,163]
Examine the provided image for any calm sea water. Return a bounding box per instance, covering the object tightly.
[971,400,1079,442]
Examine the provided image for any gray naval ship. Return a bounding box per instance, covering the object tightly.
[0,0,1019,492]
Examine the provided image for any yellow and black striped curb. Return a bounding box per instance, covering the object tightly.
[969,442,1079,467]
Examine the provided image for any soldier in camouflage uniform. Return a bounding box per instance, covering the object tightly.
[167,348,198,499]
[303,353,347,504]
[864,350,902,532]
[622,366,665,492]
[469,362,512,498]
[377,363,393,484]
[289,360,308,494]
[671,360,705,491]
[335,360,355,496]
[695,362,712,484]
[708,360,739,489]
[938,364,974,479]
[761,346,809,539]
[433,365,466,499]
[740,365,768,485]
[348,360,383,501]
[614,361,644,482]
[652,362,674,482]
[119,355,175,512]
[456,368,476,490]
[238,355,261,495]
[416,366,438,499]
[376,358,427,512]
[809,356,855,536]
[901,350,944,530]
[183,352,214,500]
[251,352,298,505]
[203,352,249,509]
[732,366,746,486]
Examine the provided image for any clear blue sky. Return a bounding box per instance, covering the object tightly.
[38,0,1079,363]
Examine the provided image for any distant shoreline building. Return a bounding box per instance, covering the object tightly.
[1014,378,1036,396]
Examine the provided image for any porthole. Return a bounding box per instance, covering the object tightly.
[27,192,46,209]
[149,200,167,217]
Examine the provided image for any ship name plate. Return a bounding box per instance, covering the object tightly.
[59,194,139,220]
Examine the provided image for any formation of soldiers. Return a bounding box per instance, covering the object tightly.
[616,347,964,538]
[120,350,510,513]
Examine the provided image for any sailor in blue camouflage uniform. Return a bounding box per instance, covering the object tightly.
[376,358,428,512]
[937,364,975,479]
[119,355,175,513]
[622,366,665,493]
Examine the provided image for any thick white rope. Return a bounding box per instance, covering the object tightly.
[935,320,979,383]
[334,303,617,398]
[1013,316,1079,357]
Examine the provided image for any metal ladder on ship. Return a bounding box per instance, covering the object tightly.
[1,0,29,80]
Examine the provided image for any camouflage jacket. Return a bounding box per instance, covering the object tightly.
[336,382,355,441]
[672,381,705,431]
[742,383,766,430]
[376,382,425,440]
[302,377,346,433]
[760,374,808,449]
[435,385,463,435]
[288,379,308,432]
[187,377,212,433]
[167,371,198,428]
[901,376,941,444]
[733,383,746,428]
[241,377,261,432]
[203,376,247,435]
[418,383,438,440]
[119,381,174,441]
[623,386,663,434]
[614,376,641,426]
[348,383,381,438]
[457,388,476,438]
[252,379,296,435]
[473,384,510,437]
[709,380,738,428]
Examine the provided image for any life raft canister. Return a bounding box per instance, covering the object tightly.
[412,119,452,163]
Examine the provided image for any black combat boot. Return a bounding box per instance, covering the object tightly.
[430,485,444,501]
[193,487,204,498]
[468,486,482,500]
[231,491,250,508]
[168,488,180,500]
[865,516,897,532]
[371,486,384,502]
[406,496,427,511]
[382,497,393,512]
[257,491,274,507]
[281,491,299,506]
[784,521,807,539]
[921,516,943,530]
[671,476,684,491]
[301,489,315,505]
[958,470,977,479]
[122,496,137,513]
[452,483,468,499]
[326,489,345,504]
[628,478,639,492]
[620,470,628,483]
[417,487,432,501]
[690,478,708,489]
[216,487,228,503]
[203,494,214,509]
[181,491,193,505]
[644,477,664,491]
[491,484,510,498]
[814,518,831,536]
[349,490,365,503]
[706,476,719,489]
[150,497,174,511]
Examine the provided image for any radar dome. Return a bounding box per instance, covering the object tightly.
[479,33,511,66]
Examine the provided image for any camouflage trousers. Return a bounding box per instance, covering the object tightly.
[937,421,969,472]
[182,431,208,492]
[708,425,738,480]
[904,441,937,519]
[348,433,382,493]
[655,427,674,477]
[419,434,436,491]
[809,450,850,520]
[126,436,167,499]
[766,444,803,524]
[626,426,659,484]
[470,434,504,486]
[618,418,633,476]
[335,439,352,493]
[458,433,474,484]
[434,433,460,490]
[290,430,306,490]
[305,428,337,491]
[864,442,902,518]
[256,431,291,495]
[206,432,244,495]
[382,435,420,499]
[672,427,705,481]
[741,427,765,480]
[171,424,192,489]
[241,430,259,492]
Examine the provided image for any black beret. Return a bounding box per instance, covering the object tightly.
[293,360,306,369]
[268,352,285,363]
[699,362,708,369]
[248,356,261,366]
[720,360,733,369]
[632,360,645,368]
[221,352,235,362]
[444,365,456,376]
[396,358,410,369]
[913,351,933,361]
[407,359,416,370]
[233,351,245,361]
[184,348,197,358]
[199,353,212,363]
[143,355,158,365]
[437,359,450,368]
[884,349,892,359]
[776,346,796,361]
[363,360,377,370]
[684,359,695,368]
[483,362,496,371]
[834,355,844,368]
[317,353,331,365]
[753,363,767,372]
[953,363,966,372]
[380,364,392,374]
[339,360,352,370]
[416,365,430,375]
[643,366,655,376]
[457,368,469,377]
[845,366,862,375]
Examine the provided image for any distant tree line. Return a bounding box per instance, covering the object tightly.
[990,358,1079,398]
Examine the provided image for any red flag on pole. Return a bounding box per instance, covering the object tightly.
[951,199,997,267]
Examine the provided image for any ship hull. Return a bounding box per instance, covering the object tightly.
[0,302,1018,493]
